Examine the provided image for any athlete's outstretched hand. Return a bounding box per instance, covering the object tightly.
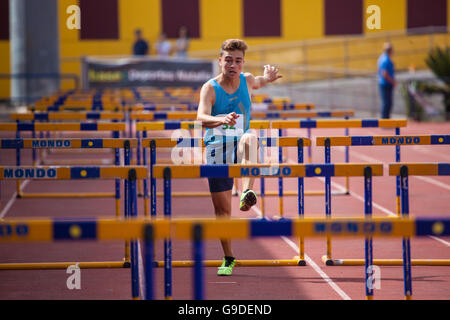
[263,65,282,83]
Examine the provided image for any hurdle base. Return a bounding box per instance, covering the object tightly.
[41,159,114,165]
[154,258,306,268]
[321,256,335,266]
[0,261,130,270]
[156,190,350,198]
[18,192,116,199]
[292,256,307,266]
[321,257,450,266]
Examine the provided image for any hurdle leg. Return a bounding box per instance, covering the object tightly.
[193,224,204,300]
[395,127,401,216]
[114,129,120,217]
[400,166,413,300]
[344,117,350,194]
[32,124,37,165]
[142,131,149,216]
[128,168,140,300]
[144,224,155,300]
[124,141,131,263]
[136,122,143,197]
[307,118,312,163]
[259,131,266,218]
[150,140,156,218]
[15,127,23,198]
[324,139,332,264]
[278,129,284,218]
[364,167,374,300]
[297,138,306,265]
[163,167,173,300]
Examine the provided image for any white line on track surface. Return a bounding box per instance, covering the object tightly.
[250,204,352,300]
[0,180,30,219]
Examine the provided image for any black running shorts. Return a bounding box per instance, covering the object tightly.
[207,177,234,193]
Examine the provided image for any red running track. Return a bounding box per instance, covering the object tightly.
[0,121,449,300]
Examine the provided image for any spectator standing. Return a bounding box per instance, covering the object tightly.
[174,26,190,58]
[132,29,149,56]
[156,33,172,57]
[377,42,396,119]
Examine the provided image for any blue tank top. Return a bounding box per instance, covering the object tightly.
[204,72,252,164]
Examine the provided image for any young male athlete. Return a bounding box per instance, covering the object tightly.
[197,39,282,276]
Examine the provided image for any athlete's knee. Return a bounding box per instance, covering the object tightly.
[240,132,257,145]
[239,133,258,162]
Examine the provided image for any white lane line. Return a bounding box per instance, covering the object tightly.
[0,180,30,219]
[281,236,352,300]
[250,204,352,300]
[428,236,450,247]
[411,145,450,161]
[413,175,450,191]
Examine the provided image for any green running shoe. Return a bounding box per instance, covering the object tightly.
[217,257,236,276]
[239,189,257,211]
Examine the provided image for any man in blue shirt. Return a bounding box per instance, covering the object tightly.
[132,29,149,56]
[377,43,396,118]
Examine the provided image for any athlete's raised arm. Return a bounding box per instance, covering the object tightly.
[246,64,282,91]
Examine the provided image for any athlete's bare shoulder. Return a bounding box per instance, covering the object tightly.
[244,72,256,88]
[200,80,215,106]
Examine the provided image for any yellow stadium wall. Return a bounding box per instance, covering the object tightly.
[0,41,10,99]
[1,0,450,98]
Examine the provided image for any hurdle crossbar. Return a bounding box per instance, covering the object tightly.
[0,122,126,132]
[1,217,447,242]
[151,163,384,179]
[316,134,450,147]
[0,165,147,180]
[0,216,448,300]
[129,110,354,121]
[135,119,407,131]
[0,138,138,216]
[10,112,125,121]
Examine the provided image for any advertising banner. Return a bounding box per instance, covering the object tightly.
[83,56,215,89]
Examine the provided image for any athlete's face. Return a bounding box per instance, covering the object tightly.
[219,50,244,79]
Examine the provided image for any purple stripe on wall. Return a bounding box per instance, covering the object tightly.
[407,0,447,29]
[324,0,363,36]
[243,0,281,37]
[0,0,9,40]
[79,0,119,40]
[161,0,200,38]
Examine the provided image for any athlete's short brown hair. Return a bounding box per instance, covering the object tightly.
[220,39,248,57]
